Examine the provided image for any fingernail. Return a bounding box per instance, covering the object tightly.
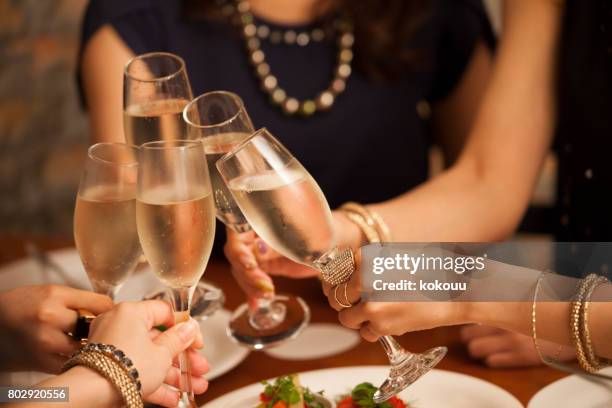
[255,279,275,293]
[257,241,267,254]
[177,319,197,342]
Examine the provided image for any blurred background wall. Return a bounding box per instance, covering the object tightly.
[0,0,88,235]
[0,0,510,238]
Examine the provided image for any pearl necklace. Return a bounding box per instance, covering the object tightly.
[229,0,354,116]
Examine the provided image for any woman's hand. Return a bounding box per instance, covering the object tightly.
[223,211,364,304]
[322,249,469,342]
[223,227,323,304]
[336,300,467,342]
[0,285,113,373]
[87,300,208,407]
[460,325,576,368]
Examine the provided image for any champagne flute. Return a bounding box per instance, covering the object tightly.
[123,52,193,146]
[183,91,310,350]
[136,140,215,407]
[217,128,447,403]
[74,143,142,299]
[124,52,220,318]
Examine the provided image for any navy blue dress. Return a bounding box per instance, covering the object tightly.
[79,0,494,252]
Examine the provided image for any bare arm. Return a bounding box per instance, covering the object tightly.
[81,25,135,144]
[369,0,563,242]
[432,41,493,166]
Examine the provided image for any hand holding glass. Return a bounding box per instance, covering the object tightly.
[184,91,309,349]
[136,140,215,407]
[217,128,447,402]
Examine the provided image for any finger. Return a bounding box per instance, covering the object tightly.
[164,366,210,393]
[145,385,180,408]
[484,351,541,368]
[322,282,332,297]
[58,287,114,315]
[328,285,348,312]
[225,239,275,299]
[460,324,504,342]
[467,335,518,359]
[138,300,175,329]
[47,308,79,334]
[38,353,68,375]
[154,319,199,359]
[187,348,209,376]
[226,227,256,244]
[253,239,280,262]
[360,324,380,342]
[259,257,319,278]
[224,229,258,270]
[338,302,368,329]
[192,326,204,350]
[328,282,359,311]
[46,331,80,356]
[345,272,361,305]
[229,264,274,300]
[149,328,163,340]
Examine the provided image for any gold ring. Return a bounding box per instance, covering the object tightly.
[334,285,352,308]
[342,282,354,307]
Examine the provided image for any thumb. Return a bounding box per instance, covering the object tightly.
[153,319,199,359]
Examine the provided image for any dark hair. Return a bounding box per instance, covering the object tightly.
[183,0,432,80]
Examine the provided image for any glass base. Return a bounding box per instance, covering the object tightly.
[144,281,225,321]
[228,294,310,350]
[373,346,447,404]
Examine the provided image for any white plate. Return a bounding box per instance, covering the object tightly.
[264,323,360,361]
[200,310,250,380]
[0,247,162,300]
[0,249,248,384]
[203,366,523,408]
[528,367,612,408]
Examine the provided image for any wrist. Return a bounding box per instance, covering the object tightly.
[443,301,479,327]
[63,366,122,407]
[333,210,366,250]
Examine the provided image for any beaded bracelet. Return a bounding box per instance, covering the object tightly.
[570,274,611,373]
[62,344,143,408]
[578,275,611,371]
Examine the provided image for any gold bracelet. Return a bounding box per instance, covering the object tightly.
[367,208,391,241]
[63,350,143,408]
[532,271,574,365]
[340,202,392,243]
[341,210,380,243]
[571,274,600,373]
[582,275,611,370]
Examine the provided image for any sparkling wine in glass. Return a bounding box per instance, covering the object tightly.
[124,53,220,318]
[123,52,193,146]
[136,140,216,407]
[217,128,447,403]
[74,143,142,299]
[184,91,309,349]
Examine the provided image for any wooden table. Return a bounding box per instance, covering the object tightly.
[0,236,568,406]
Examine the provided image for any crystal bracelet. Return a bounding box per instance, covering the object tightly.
[62,345,143,408]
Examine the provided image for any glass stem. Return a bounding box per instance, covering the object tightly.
[379,335,411,366]
[313,248,413,368]
[169,286,196,406]
[256,297,272,309]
